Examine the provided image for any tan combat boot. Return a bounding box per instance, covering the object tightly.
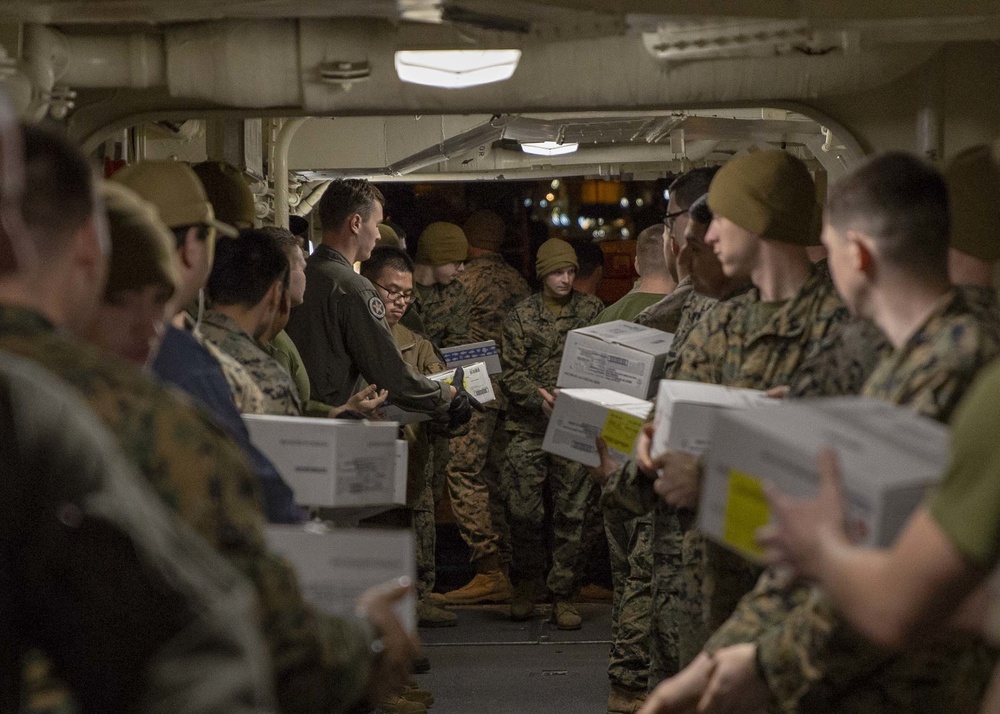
[400,682,435,708]
[509,581,536,621]
[380,694,427,714]
[552,600,582,630]
[417,599,457,628]
[440,555,513,604]
[607,683,646,714]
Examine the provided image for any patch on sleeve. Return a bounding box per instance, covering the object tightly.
[368,295,387,320]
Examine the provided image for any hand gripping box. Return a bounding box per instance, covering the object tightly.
[243,415,402,508]
[652,380,772,457]
[381,360,496,425]
[265,524,417,632]
[542,388,653,468]
[557,320,674,400]
[440,340,502,375]
[699,398,950,562]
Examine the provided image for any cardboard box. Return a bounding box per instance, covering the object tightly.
[394,439,408,506]
[265,524,416,632]
[652,380,772,457]
[243,416,402,508]
[440,340,502,375]
[557,320,674,399]
[699,398,949,562]
[542,388,653,467]
[381,360,496,424]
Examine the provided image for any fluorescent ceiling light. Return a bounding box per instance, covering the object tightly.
[521,141,579,156]
[395,50,521,89]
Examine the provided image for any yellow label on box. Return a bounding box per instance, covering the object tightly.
[723,469,769,557]
[600,410,645,454]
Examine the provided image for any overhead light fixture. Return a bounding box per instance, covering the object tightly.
[394,49,521,89]
[521,141,579,157]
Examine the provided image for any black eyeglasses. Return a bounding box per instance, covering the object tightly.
[373,281,416,305]
[663,209,688,234]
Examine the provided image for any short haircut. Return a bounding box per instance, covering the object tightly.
[360,245,414,283]
[668,167,719,211]
[635,223,670,278]
[318,179,385,232]
[257,226,302,262]
[826,152,950,276]
[208,228,289,307]
[21,125,95,255]
[572,240,605,279]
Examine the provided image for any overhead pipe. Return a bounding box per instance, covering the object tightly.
[272,117,310,230]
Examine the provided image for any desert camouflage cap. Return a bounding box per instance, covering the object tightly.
[112,160,238,239]
[100,181,178,299]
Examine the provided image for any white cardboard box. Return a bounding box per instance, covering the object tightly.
[243,416,402,508]
[382,360,496,424]
[557,320,674,399]
[542,388,653,467]
[265,524,417,633]
[699,398,949,562]
[394,439,408,506]
[440,340,503,375]
[652,380,772,457]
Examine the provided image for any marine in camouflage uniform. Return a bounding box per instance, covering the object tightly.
[704,288,1000,713]
[200,308,303,416]
[501,281,605,611]
[635,276,694,332]
[0,305,381,714]
[2,351,275,714]
[413,278,471,349]
[600,281,754,687]
[193,314,269,414]
[391,320,447,605]
[443,248,531,593]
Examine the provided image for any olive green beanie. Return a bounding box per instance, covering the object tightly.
[945,144,1000,262]
[415,222,468,265]
[377,223,402,248]
[535,238,578,278]
[463,210,506,251]
[193,162,256,229]
[707,150,820,246]
[100,181,178,299]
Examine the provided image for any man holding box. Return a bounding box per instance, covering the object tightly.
[360,245,458,632]
[603,151,849,693]
[643,153,1000,714]
[502,237,604,629]
[286,180,472,429]
[439,210,531,605]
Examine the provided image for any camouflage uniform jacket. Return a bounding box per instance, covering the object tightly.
[960,283,1000,324]
[200,310,302,417]
[0,305,379,714]
[1,351,275,714]
[187,314,268,414]
[264,329,331,418]
[413,279,470,349]
[705,288,1000,713]
[457,252,531,410]
[666,262,849,388]
[788,318,890,398]
[635,276,694,333]
[501,290,605,435]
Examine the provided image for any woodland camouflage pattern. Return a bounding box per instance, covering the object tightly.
[445,253,530,564]
[705,288,1000,713]
[200,309,302,416]
[0,305,378,714]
